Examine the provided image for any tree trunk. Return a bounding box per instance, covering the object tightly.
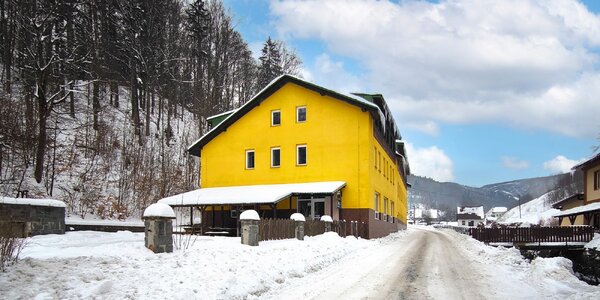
[92,81,100,130]
[69,81,75,117]
[130,58,140,135]
[34,95,48,183]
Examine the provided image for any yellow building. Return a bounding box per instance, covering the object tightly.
[162,75,410,238]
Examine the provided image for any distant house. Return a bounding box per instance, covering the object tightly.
[485,207,507,224]
[457,206,484,228]
[159,75,411,239]
[554,153,600,230]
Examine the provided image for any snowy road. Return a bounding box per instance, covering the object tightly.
[264,227,599,300]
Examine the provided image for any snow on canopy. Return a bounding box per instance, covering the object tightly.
[143,203,175,219]
[290,213,305,222]
[239,210,260,221]
[0,196,66,208]
[553,202,600,217]
[158,181,346,207]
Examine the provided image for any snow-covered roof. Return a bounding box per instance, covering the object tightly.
[206,109,238,121]
[143,203,176,219]
[553,202,600,217]
[0,196,66,208]
[489,207,507,213]
[158,181,346,207]
[457,206,484,219]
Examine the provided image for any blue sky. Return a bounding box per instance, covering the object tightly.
[224,0,600,187]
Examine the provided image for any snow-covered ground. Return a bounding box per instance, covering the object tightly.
[2,226,599,299]
[498,192,559,225]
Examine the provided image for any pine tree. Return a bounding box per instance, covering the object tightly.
[257,37,282,89]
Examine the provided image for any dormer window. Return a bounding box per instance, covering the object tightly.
[271,110,281,126]
[296,106,306,123]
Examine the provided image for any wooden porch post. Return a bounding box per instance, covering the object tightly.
[212,205,215,228]
[190,207,193,226]
[272,203,277,219]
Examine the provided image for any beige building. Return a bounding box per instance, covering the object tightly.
[554,153,600,229]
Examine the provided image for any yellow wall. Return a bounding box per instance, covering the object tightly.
[199,82,407,222]
[201,83,370,211]
[585,164,600,203]
[560,215,585,226]
[370,134,407,223]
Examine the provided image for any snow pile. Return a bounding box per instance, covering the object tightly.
[498,192,559,225]
[320,215,333,223]
[290,213,305,222]
[240,209,260,220]
[66,215,144,227]
[0,196,66,208]
[585,233,600,250]
[142,203,175,218]
[0,231,375,299]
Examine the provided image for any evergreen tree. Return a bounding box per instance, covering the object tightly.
[257,37,282,89]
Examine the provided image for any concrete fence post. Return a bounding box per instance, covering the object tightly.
[290,213,306,241]
[142,203,176,253]
[320,215,333,232]
[240,210,260,246]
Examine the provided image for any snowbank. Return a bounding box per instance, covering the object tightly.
[0,231,373,299]
[498,192,559,225]
[585,233,600,250]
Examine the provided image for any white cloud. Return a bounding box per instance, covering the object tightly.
[405,143,454,182]
[543,155,585,173]
[501,156,530,170]
[405,120,440,136]
[270,0,600,138]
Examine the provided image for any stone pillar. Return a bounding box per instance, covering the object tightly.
[290,213,306,241]
[240,210,260,246]
[320,215,333,232]
[142,203,176,253]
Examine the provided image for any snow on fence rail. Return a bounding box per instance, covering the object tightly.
[469,226,595,244]
[258,219,365,241]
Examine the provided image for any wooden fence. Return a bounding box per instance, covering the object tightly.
[469,226,595,244]
[258,219,368,241]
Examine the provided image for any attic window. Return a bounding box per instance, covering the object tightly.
[271,110,281,126]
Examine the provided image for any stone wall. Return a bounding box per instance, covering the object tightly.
[0,203,65,237]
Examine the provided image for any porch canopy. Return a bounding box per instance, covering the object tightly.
[553,202,600,226]
[158,181,346,207]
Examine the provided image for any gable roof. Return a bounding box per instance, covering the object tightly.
[187,75,383,156]
[572,152,600,171]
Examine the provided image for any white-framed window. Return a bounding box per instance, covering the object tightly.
[296,144,307,166]
[374,147,378,170]
[296,106,306,122]
[462,220,466,226]
[245,150,255,169]
[384,197,388,221]
[374,192,380,220]
[271,147,281,168]
[271,110,281,126]
[595,170,600,190]
[391,201,395,223]
[231,209,238,218]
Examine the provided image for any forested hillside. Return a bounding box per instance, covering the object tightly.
[408,172,582,220]
[0,0,301,218]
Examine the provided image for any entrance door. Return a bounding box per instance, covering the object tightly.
[297,198,325,220]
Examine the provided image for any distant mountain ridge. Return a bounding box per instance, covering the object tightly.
[408,173,568,220]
